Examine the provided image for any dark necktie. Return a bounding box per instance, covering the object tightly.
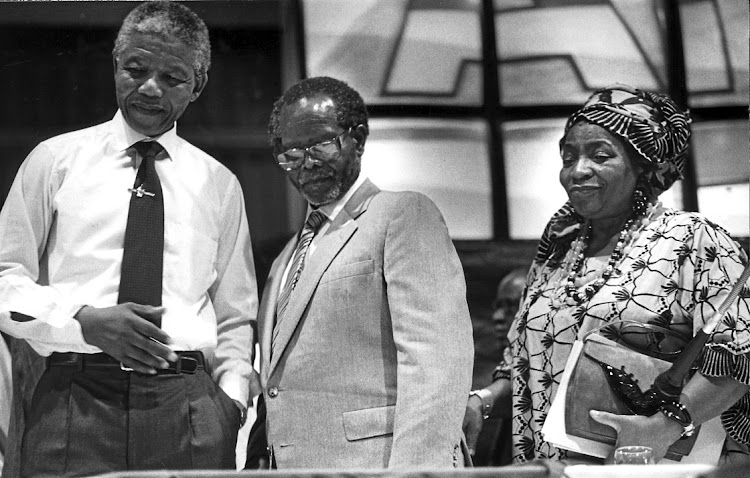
[118,141,165,325]
[272,210,327,348]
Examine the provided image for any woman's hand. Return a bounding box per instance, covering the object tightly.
[592,373,750,463]
[589,409,683,463]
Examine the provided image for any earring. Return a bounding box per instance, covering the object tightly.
[632,187,648,218]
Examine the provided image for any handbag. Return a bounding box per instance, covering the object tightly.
[564,332,699,461]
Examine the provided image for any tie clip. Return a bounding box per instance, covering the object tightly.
[128,185,155,198]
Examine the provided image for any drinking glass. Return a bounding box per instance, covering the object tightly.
[613,446,654,465]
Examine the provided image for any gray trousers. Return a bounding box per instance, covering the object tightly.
[19,362,239,477]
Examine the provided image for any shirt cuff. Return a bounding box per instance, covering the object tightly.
[218,370,254,408]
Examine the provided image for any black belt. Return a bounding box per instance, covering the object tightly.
[47,351,204,375]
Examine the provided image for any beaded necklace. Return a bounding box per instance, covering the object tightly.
[558,201,660,306]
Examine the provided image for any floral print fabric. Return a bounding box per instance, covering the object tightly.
[502,208,750,462]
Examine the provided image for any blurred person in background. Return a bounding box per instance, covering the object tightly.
[491,268,528,353]
[463,267,527,463]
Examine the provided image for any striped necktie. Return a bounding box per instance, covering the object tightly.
[118,141,165,326]
[273,209,327,348]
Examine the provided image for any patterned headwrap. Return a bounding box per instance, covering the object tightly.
[537,84,692,266]
[561,83,692,198]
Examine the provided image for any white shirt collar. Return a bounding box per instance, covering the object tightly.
[111,109,178,161]
[310,173,368,222]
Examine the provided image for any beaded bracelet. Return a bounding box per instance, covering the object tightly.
[659,401,696,438]
[491,367,511,382]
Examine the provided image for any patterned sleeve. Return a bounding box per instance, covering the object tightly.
[678,215,750,444]
[682,218,750,366]
[493,261,542,383]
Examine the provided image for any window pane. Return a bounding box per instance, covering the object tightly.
[692,120,749,237]
[362,118,492,239]
[681,0,749,107]
[697,184,749,237]
[502,119,569,239]
[692,120,749,186]
[303,0,482,106]
[496,0,666,106]
[502,119,682,240]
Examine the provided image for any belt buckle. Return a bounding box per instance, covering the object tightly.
[175,356,198,374]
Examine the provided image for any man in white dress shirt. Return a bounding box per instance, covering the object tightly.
[0,2,259,476]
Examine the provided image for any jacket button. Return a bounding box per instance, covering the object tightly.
[268,386,279,398]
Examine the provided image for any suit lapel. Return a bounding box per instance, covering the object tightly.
[268,179,380,374]
[260,238,296,383]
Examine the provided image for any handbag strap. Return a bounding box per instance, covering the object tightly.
[583,320,691,361]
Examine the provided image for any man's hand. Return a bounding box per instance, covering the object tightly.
[462,394,485,456]
[75,303,177,374]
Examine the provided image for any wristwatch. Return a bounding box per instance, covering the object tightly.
[469,389,493,419]
[659,401,696,438]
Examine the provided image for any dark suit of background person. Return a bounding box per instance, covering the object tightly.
[256,76,474,469]
[0,2,259,476]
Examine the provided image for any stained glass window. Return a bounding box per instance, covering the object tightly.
[681,0,749,107]
[496,0,665,105]
[692,120,749,235]
[304,0,483,106]
[363,118,492,239]
[302,0,748,240]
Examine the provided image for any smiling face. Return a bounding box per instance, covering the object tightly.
[114,32,206,137]
[277,94,362,206]
[560,121,642,222]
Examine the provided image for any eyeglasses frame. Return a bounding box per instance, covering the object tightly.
[274,126,357,171]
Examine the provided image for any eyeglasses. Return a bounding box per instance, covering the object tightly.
[275,127,354,171]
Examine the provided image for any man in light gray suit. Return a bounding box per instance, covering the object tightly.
[257,76,474,469]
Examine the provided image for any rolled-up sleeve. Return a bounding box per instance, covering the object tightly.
[0,144,98,355]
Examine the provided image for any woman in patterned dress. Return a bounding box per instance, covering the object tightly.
[494,84,750,465]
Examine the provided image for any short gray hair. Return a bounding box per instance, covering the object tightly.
[269,76,369,145]
[113,1,211,79]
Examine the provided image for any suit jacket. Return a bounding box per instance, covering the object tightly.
[258,179,474,469]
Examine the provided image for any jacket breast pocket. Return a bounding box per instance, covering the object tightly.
[320,259,374,285]
[342,404,395,442]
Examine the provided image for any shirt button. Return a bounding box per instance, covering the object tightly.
[268,386,279,398]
